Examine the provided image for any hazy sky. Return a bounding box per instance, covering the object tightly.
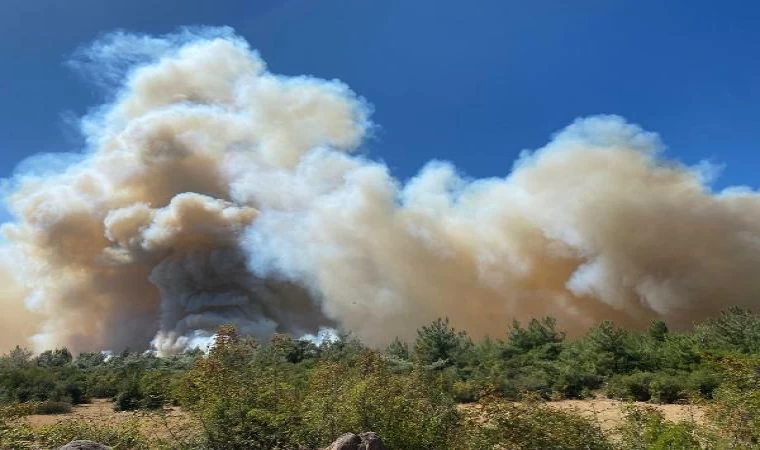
[1,0,759,189]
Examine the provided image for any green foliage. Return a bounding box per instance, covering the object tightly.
[701,307,760,353]
[463,395,612,450]
[32,401,72,415]
[506,317,565,354]
[181,328,462,449]
[113,377,142,411]
[5,309,760,448]
[649,372,689,404]
[606,372,656,401]
[707,354,760,447]
[0,403,36,449]
[414,317,473,368]
[386,337,411,360]
[31,419,152,450]
[36,348,72,368]
[305,353,462,449]
[616,403,722,450]
[74,351,107,369]
[648,320,669,342]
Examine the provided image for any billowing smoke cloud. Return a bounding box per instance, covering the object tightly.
[2,27,760,354]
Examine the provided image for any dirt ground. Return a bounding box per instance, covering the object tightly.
[25,398,198,439]
[547,398,705,431]
[26,397,705,436]
[458,397,706,432]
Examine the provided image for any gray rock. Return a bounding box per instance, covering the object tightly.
[326,432,362,450]
[359,431,385,450]
[58,440,111,450]
[325,431,385,450]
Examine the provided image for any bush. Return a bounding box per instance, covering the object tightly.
[86,370,121,398]
[707,355,760,447]
[649,372,688,404]
[303,354,463,449]
[33,401,72,415]
[686,369,720,400]
[0,408,35,449]
[451,379,479,403]
[605,372,654,401]
[463,395,612,450]
[552,364,601,399]
[139,371,174,409]
[182,329,464,450]
[32,419,151,450]
[616,404,716,450]
[113,379,142,412]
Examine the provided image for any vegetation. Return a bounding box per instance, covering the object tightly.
[3,308,760,448]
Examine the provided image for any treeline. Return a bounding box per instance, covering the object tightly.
[2,308,760,448]
[0,345,199,412]
[3,307,760,408]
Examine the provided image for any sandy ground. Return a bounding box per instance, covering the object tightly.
[26,398,705,436]
[547,398,705,431]
[458,398,706,432]
[25,398,198,440]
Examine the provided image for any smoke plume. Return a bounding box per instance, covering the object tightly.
[2,28,760,354]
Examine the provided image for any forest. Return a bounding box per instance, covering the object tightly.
[2,308,760,449]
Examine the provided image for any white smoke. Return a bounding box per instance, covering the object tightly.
[1,27,760,354]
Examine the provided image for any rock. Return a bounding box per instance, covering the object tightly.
[326,432,362,450]
[325,431,386,450]
[58,441,111,450]
[359,431,385,450]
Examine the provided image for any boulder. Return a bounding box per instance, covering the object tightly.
[359,432,385,450]
[58,441,111,450]
[325,431,386,450]
[326,432,362,450]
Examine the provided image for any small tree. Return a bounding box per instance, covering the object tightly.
[386,337,411,360]
[414,318,473,368]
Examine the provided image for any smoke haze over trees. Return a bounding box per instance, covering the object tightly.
[2,28,760,354]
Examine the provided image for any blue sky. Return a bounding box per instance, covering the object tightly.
[1,0,759,191]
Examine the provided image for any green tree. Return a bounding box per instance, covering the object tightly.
[414,318,473,368]
[386,337,411,360]
[36,348,73,368]
[506,317,565,354]
[648,319,669,343]
[702,307,760,353]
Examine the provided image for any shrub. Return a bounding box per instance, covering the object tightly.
[32,419,151,450]
[302,353,463,449]
[649,372,688,404]
[616,404,716,450]
[33,401,72,415]
[686,369,720,400]
[182,328,464,450]
[707,355,760,447]
[113,378,142,412]
[552,363,601,399]
[139,370,174,409]
[451,379,479,403]
[86,370,121,398]
[463,395,612,450]
[605,372,654,401]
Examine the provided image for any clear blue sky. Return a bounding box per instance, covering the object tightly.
[1,0,759,190]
